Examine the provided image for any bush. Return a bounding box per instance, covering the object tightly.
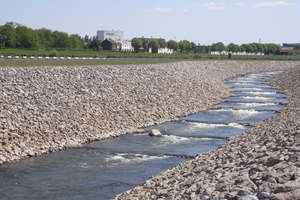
[193,55,201,59]
[49,50,58,57]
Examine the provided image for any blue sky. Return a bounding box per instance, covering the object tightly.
[1,0,299,45]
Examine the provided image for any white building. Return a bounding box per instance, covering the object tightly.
[97,30,134,51]
[210,51,264,56]
[122,40,134,52]
[97,30,123,44]
[158,47,173,54]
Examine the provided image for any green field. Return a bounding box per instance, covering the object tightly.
[0,58,181,67]
[0,48,299,67]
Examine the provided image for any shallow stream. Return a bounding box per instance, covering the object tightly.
[0,71,287,200]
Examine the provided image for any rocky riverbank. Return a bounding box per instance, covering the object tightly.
[114,65,300,200]
[0,61,299,169]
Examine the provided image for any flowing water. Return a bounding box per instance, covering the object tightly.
[0,71,288,200]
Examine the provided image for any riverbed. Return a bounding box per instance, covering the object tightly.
[0,70,290,199]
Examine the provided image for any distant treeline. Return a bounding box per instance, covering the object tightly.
[0,22,100,50]
[200,42,282,55]
[131,38,283,55]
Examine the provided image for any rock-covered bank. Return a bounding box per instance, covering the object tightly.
[0,61,299,166]
[114,65,300,200]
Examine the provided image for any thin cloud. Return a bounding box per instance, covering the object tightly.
[252,1,296,8]
[236,2,245,6]
[199,2,228,10]
[235,2,247,7]
[182,8,189,12]
[143,7,173,12]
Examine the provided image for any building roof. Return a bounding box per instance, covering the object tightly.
[102,39,118,44]
[282,43,300,47]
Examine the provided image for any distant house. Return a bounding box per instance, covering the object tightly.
[122,40,134,52]
[158,47,173,54]
[136,37,174,54]
[282,43,300,50]
[97,30,123,44]
[281,43,300,54]
[101,39,121,51]
[138,48,152,53]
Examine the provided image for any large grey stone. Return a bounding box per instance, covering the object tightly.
[149,129,162,137]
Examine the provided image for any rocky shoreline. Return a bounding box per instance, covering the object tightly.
[114,65,300,200]
[0,61,299,180]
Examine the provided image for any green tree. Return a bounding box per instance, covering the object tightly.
[68,34,83,49]
[261,44,268,53]
[0,22,18,47]
[88,36,101,51]
[157,38,167,48]
[266,44,276,54]
[211,42,225,53]
[182,40,192,53]
[36,28,54,48]
[51,30,69,48]
[131,37,142,53]
[178,40,192,53]
[264,43,281,55]
[198,45,206,53]
[84,35,89,43]
[167,40,178,50]
[150,39,159,53]
[198,45,211,53]
[241,44,253,53]
[178,41,186,53]
[275,44,282,55]
[239,45,245,52]
[252,43,265,53]
[250,43,257,53]
[211,43,217,51]
[205,45,211,53]
[142,40,149,50]
[0,34,7,47]
[82,35,90,49]
[228,43,238,53]
[190,42,197,53]
[15,25,36,48]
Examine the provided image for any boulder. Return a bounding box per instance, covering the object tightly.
[149,129,162,137]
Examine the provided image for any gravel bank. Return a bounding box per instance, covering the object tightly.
[0,61,299,168]
[114,64,300,200]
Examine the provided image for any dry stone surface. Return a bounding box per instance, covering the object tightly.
[114,64,300,200]
[0,61,300,199]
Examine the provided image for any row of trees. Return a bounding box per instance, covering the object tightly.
[0,22,100,50]
[131,38,198,54]
[200,42,282,55]
[132,38,283,55]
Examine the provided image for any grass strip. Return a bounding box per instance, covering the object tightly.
[0,58,181,67]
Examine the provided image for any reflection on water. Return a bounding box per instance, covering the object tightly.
[0,71,287,200]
